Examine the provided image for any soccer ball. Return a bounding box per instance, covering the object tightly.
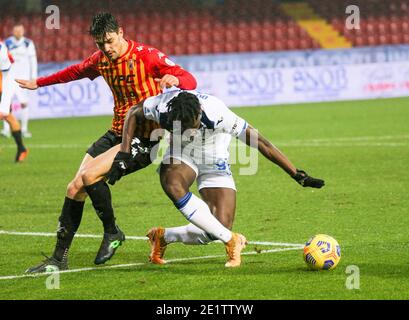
[303,234,341,270]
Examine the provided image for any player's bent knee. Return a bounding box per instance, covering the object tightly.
[66,178,85,199]
[163,181,188,202]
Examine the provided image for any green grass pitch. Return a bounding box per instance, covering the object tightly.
[0,97,408,300]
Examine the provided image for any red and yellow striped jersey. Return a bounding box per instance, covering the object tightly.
[37,40,197,136]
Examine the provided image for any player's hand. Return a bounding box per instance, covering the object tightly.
[107,152,132,185]
[15,79,38,90]
[292,169,325,188]
[154,74,179,89]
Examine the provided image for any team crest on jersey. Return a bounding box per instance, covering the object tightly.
[165,58,176,66]
[128,59,134,70]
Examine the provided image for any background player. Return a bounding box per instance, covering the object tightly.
[17,13,197,273]
[108,91,325,267]
[1,24,37,138]
[0,40,28,162]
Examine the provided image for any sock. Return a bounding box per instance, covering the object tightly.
[174,192,232,243]
[21,107,29,133]
[164,223,215,245]
[11,130,25,152]
[2,121,10,134]
[85,181,117,234]
[53,197,85,261]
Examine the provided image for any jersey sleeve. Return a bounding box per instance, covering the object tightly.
[207,95,248,138]
[0,43,12,72]
[142,47,197,90]
[37,51,101,87]
[142,95,162,123]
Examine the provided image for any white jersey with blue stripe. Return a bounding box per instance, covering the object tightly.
[143,90,248,138]
[5,36,37,79]
[143,89,248,163]
[0,41,12,72]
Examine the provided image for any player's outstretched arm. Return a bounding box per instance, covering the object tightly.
[15,79,38,90]
[242,126,325,188]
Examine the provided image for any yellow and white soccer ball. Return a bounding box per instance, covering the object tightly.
[303,234,341,270]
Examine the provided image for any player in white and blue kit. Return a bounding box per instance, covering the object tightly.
[2,24,37,138]
[108,90,325,267]
[0,40,28,162]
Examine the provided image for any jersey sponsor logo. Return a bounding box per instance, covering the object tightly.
[111,74,136,84]
[137,46,144,51]
[216,117,224,126]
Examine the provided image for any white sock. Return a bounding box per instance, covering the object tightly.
[164,223,214,245]
[21,107,29,133]
[2,121,10,134]
[174,192,232,243]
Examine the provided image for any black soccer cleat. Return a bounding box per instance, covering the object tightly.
[25,254,68,274]
[94,225,125,265]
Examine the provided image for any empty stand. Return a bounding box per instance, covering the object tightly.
[0,0,408,62]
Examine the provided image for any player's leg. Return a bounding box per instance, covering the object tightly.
[80,144,126,264]
[162,188,236,245]
[80,138,158,264]
[3,113,29,162]
[0,70,27,161]
[155,159,245,267]
[26,132,121,273]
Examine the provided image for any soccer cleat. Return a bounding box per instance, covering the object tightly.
[15,148,29,163]
[94,225,125,265]
[225,233,247,268]
[146,227,167,265]
[25,254,68,274]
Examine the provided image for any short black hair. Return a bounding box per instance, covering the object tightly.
[89,12,119,38]
[166,92,202,132]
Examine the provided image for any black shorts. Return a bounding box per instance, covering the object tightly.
[87,131,122,158]
[87,130,159,176]
[124,137,159,176]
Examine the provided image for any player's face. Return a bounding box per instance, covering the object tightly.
[13,25,24,39]
[94,29,125,61]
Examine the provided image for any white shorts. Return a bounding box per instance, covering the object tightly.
[0,69,13,116]
[11,85,29,105]
[162,150,236,191]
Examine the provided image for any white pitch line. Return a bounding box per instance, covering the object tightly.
[0,246,302,281]
[0,230,304,247]
[1,135,408,150]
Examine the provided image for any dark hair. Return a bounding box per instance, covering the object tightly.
[166,92,202,132]
[89,12,119,38]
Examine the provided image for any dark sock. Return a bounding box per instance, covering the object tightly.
[11,130,25,152]
[85,181,117,234]
[53,197,85,261]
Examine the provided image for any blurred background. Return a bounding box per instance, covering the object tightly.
[1,0,409,117]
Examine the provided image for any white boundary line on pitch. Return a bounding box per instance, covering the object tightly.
[0,247,302,281]
[0,230,303,247]
[1,134,408,149]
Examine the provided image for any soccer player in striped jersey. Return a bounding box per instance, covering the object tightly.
[17,13,197,273]
[0,40,29,162]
